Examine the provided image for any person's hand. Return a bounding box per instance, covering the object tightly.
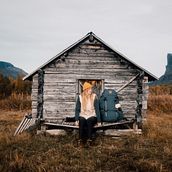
[97,122,101,126]
[75,121,79,126]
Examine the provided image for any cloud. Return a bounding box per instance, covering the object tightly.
[0,0,172,77]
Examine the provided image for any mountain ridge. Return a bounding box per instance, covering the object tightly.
[0,61,27,79]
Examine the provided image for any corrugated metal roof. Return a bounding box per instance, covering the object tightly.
[24,32,158,81]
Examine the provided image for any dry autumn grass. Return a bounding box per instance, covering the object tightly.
[0,85,172,172]
[0,93,31,110]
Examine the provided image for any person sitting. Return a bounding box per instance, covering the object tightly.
[75,82,101,146]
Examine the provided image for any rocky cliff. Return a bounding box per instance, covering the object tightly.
[151,53,172,85]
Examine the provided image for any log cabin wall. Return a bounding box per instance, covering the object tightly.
[142,76,149,120]
[31,74,38,118]
[32,38,143,122]
[37,69,44,118]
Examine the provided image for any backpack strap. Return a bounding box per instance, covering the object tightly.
[104,97,108,117]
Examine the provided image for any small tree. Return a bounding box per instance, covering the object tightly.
[0,74,12,99]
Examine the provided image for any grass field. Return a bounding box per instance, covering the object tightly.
[0,86,172,172]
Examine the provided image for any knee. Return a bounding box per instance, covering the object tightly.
[79,117,87,126]
[87,117,97,125]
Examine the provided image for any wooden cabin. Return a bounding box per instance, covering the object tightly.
[24,32,157,129]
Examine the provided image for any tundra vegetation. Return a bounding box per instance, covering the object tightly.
[0,83,172,172]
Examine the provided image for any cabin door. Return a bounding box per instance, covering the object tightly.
[78,79,104,98]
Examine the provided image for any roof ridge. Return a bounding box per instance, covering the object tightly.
[24,32,158,81]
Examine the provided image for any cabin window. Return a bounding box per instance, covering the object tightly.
[78,79,104,97]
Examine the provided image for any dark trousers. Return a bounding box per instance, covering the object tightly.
[79,116,97,140]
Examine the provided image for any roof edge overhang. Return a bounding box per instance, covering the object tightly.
[24,32,158,81]
[23,32,91,80]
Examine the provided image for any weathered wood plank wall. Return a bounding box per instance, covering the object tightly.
[32,39,143,122]
[31,74,38,118]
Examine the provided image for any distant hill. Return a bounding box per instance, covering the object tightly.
[151,53,172,85]
[0,61,27,79]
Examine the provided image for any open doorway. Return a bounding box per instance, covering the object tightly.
[78,79,104,98]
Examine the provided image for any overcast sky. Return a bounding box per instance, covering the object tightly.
[0,0,172,78]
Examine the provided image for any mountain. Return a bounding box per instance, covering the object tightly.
[0,61,27,79]
[151,53,172,85]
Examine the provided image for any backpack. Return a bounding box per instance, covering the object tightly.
[99,89,123,122]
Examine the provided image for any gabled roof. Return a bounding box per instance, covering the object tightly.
[24,32,158,81]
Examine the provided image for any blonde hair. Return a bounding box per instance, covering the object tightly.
[81,91,95,112]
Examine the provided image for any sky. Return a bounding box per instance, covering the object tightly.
[0,0,172,78]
